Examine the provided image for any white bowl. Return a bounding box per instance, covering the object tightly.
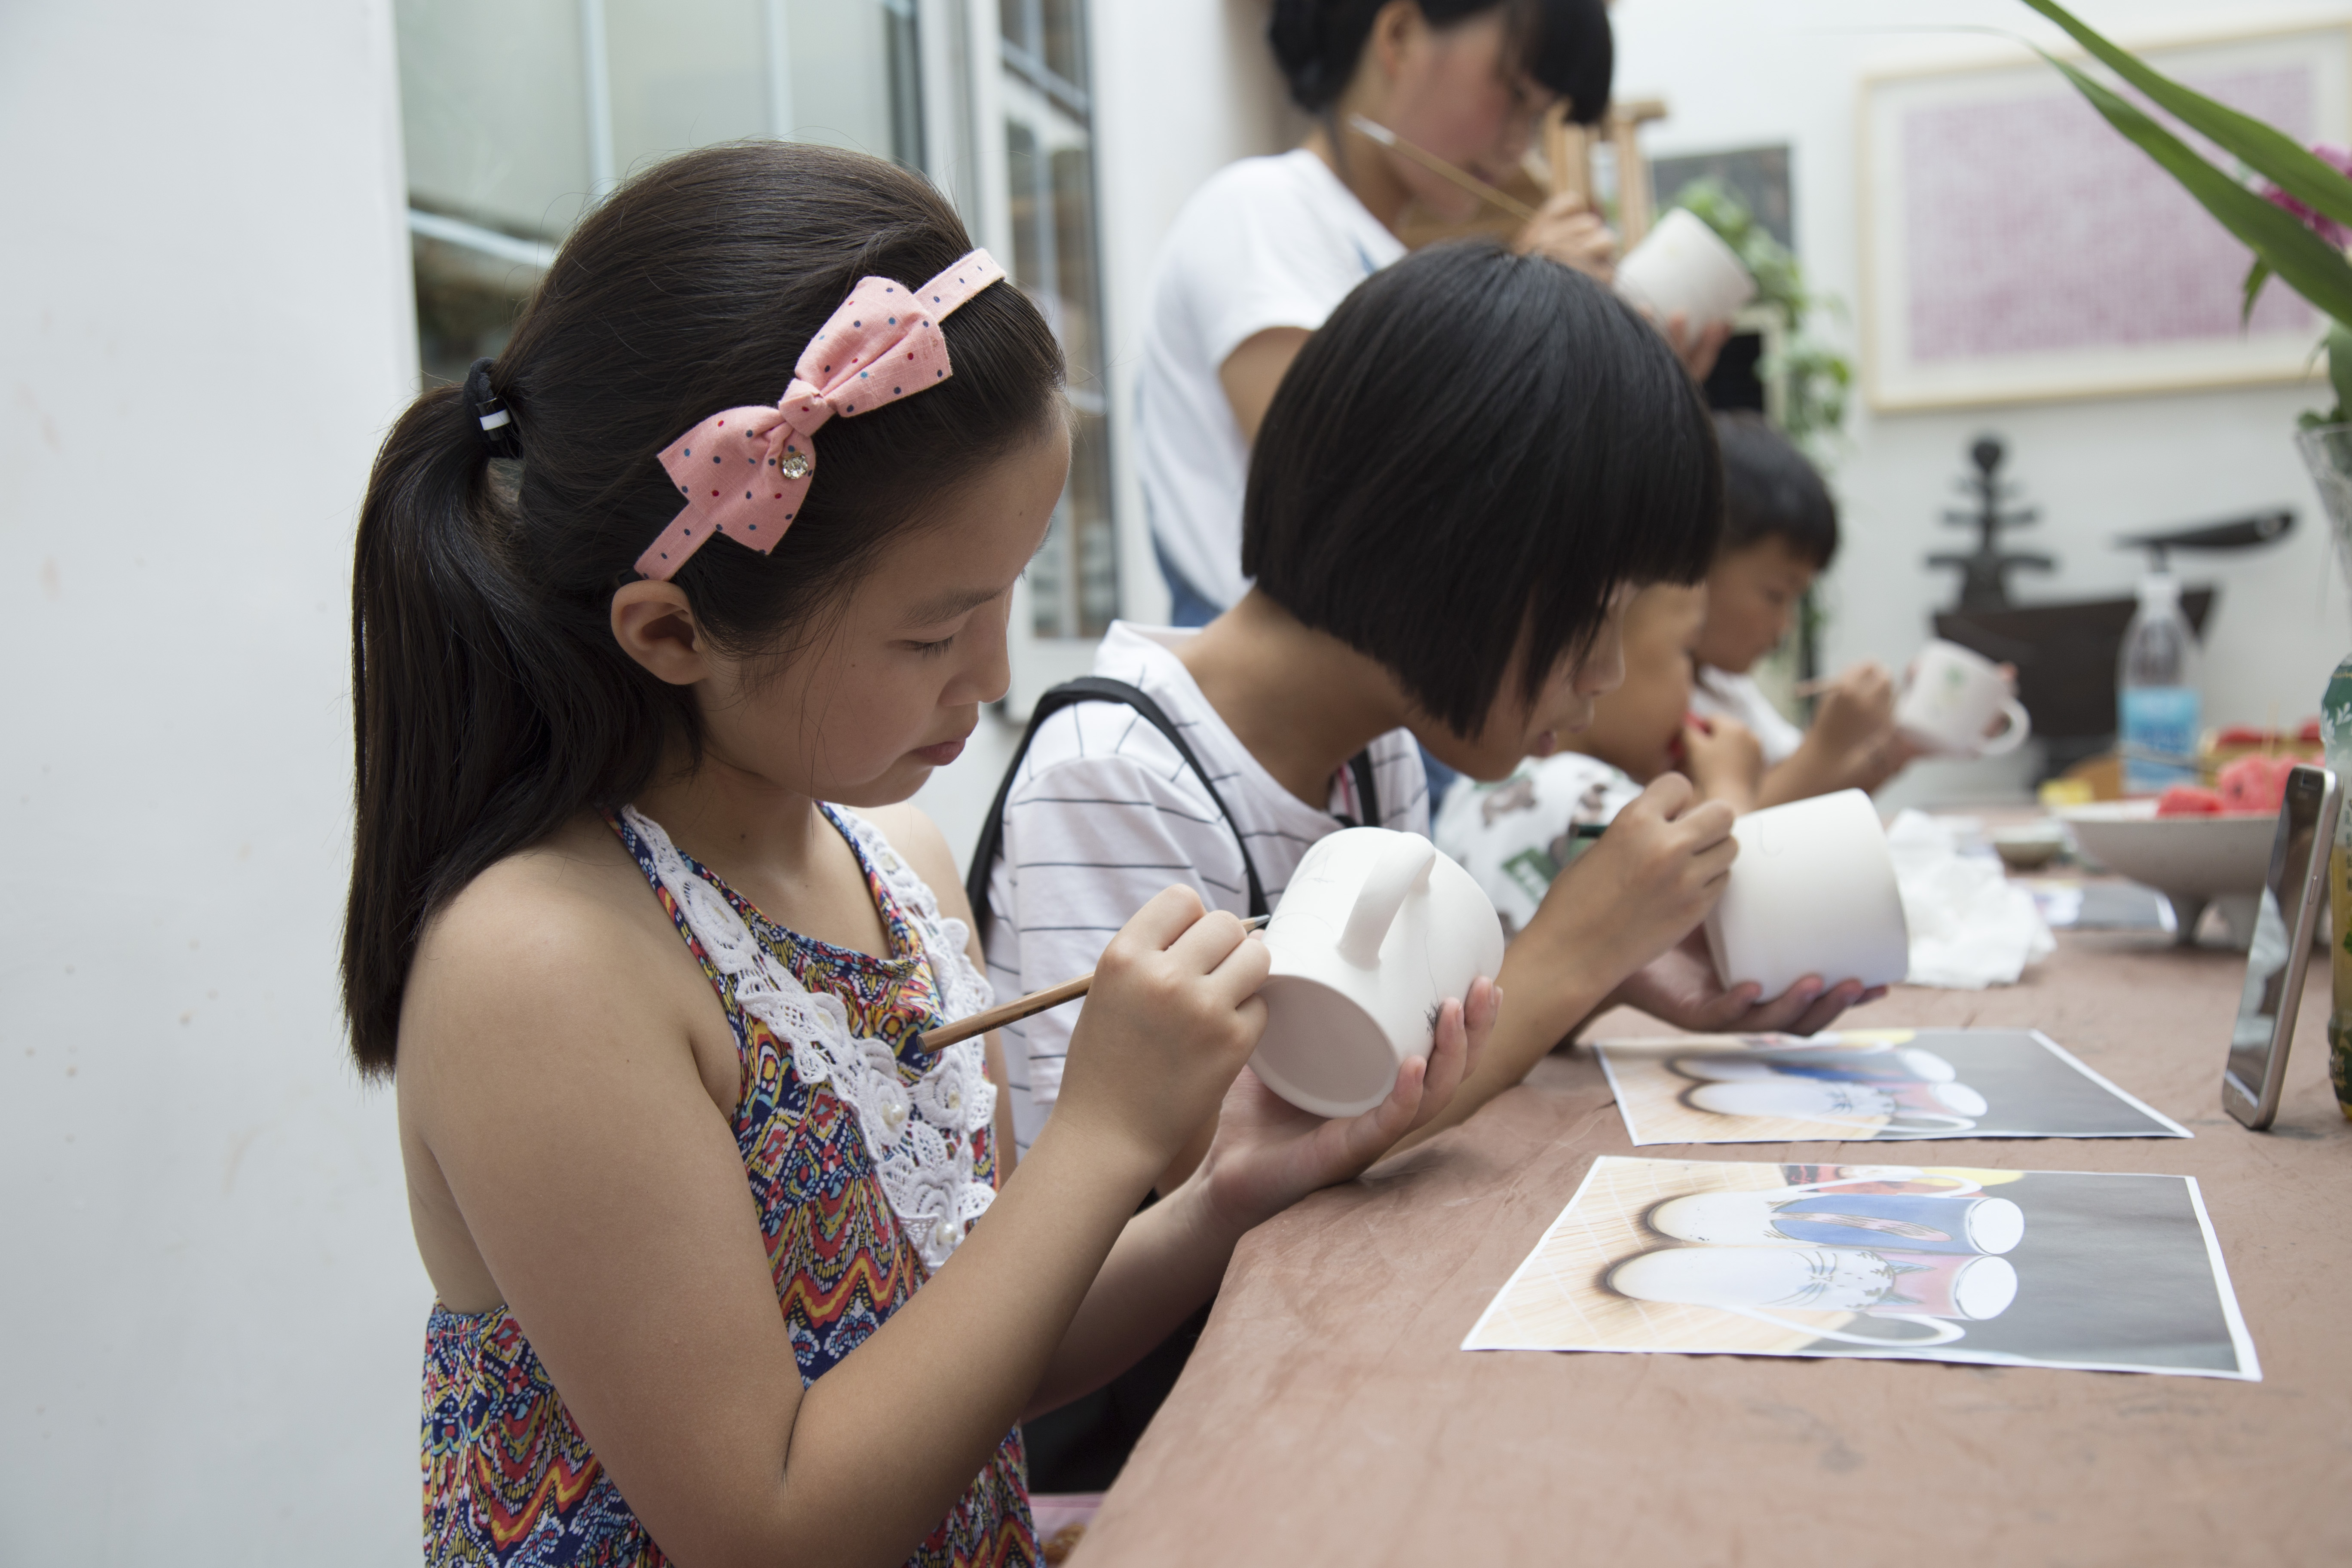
[2056,799,2275,946]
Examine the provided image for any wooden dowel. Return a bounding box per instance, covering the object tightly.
[913,913,1271,1054]
[1347,113,1538,221]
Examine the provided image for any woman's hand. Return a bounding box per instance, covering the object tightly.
[1611,928,1884,1035]
[1680,714,1764,812]
[1514,191,1617,280]
[1054,886,1272,1181]
[1653,311,1732,382]
[1195,977,1498,1236]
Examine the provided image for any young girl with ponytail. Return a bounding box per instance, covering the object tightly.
[348,141,1486,1568]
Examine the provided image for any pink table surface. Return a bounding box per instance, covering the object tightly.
[1069,932,2349,1568]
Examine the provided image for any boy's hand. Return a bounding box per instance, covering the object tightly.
[1196,978,1498,1236]
[1611,930,1885,1036]
[1055,887,1270,1177]
[1680,715,1764,811]
[1526,774,1736,988]
[1811,661,1899,762]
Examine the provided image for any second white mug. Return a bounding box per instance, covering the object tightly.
[1897,638,2031,757]
[1703,789,1911,999]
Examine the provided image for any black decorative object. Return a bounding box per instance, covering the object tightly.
[1928,435,2053,612]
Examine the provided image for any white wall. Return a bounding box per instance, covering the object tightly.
[1609,0,2352,805]
[0,4,429,1562]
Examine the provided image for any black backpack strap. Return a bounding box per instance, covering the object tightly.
[965,677,1268,940]
[1342,749,1381,829]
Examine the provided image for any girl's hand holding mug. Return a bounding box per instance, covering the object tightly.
[1196,977,1498,1237]
[1054,887,1271,1182]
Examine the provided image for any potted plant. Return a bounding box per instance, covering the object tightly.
[2016,0,2352,1115]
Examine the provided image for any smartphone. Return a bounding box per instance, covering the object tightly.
[2222,764,2342,1130]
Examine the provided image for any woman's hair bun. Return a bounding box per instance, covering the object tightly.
[1267,0,1379,113]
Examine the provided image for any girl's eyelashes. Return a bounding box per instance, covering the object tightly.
[906,634,956,657]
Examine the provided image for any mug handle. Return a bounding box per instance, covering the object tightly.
[1977,697,2031,757]
[1717,1303,1966,1347]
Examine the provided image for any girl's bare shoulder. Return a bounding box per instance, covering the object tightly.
[401,814,697,1073]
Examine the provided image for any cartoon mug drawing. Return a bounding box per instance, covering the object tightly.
[1645,1189,2025,1256]
[1670,1045,1962,1086]
[1606,1245,2018,1345]
[1683,1076,1990,1134]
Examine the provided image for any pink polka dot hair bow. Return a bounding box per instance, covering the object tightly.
[635,248,1007,580]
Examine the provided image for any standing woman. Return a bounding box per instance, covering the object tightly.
[1139,0,1712,628]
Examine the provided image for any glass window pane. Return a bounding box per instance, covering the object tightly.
[1039,0,1083,87]
[788,0,915,162]
[396,0,591,239]
[606,0,770,179]
[999,0,1111,638]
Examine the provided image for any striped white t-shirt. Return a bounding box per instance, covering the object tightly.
[981,622,1428,1153]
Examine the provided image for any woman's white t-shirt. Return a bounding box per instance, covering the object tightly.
[980,622,1428,1154]
[1137,150,1407,611]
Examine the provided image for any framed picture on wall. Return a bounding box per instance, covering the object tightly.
[1859,22,2350,412]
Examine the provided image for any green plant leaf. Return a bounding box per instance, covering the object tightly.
[2020,0,2352,228]
[2331,318,2352,423]
[2043,55,2352,325]
[2241,258,2273,325]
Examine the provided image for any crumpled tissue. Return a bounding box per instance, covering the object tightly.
[1886,810,2055,989]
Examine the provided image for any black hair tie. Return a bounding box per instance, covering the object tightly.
[464,356,523,459]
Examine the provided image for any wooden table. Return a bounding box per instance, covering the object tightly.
[1072,933,2351,1566]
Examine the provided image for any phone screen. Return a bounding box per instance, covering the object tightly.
[2225,772,2329,1099]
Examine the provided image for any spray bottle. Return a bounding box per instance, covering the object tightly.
[2117,547,2202,795]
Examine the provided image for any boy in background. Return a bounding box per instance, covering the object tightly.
[1693,412,1916,807]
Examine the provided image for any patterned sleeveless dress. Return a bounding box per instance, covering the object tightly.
[420,805,1035,1567]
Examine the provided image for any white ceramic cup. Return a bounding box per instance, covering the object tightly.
[1703,788,1911,998]
[1253,828,1505,1118]
[1614,207,1758,328]
[1896,638,2031,757]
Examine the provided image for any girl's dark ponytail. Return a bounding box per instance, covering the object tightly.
[342,143,1064,1075]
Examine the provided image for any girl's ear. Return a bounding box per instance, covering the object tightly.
[1369,0,1422,85]
[611,580,712,688]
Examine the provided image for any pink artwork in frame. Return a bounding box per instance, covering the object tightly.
[1862,25,2349,410]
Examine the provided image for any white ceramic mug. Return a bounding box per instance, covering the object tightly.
[1703,789,1911,998]
[1614,207,1758,328]
[1253,829,1505,1118]
[1896,638,2031,757]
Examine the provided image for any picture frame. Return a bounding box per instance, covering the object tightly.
[1859,21,2351,412]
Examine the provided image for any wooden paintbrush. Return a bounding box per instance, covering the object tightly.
[1346,113,1539,221]
[913,913,1272,1054]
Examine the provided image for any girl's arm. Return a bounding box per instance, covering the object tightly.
[406,857,1265,1568]
[878,803,1491,1415]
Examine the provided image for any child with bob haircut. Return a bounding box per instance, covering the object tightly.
[348,142,1489,1568]
[980,242,1867,1197]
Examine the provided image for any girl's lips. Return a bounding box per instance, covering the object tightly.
[913,737,967,766]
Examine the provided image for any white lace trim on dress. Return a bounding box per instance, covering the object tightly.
[620,805,998,1271]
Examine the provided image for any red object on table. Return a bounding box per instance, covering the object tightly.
[2217,754,2296,815]
[2156,784,2225,817]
